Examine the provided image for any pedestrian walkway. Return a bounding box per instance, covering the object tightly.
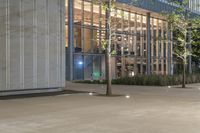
[0,82,200,133]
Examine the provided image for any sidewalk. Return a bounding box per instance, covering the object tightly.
[0,82,200,133]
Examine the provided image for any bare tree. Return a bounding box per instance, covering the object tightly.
[100,0,116,96]
[164,0,200,88]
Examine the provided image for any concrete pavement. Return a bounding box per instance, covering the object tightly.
[0,82,200,133]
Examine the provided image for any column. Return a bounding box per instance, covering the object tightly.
[67,0,74,80]
[167,25,172,75]
[146,12,151,75]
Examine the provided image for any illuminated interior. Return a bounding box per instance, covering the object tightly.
[66,0,172,80]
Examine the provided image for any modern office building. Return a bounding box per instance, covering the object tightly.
[66,0,200,80]
[0,0,199,94]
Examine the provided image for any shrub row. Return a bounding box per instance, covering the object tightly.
[75,74,200,86]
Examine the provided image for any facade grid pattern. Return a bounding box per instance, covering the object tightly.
[66,0,173,80]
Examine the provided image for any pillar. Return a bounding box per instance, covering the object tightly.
[67,0,74,80]
[168,26,172,75]
[147,12,151,75]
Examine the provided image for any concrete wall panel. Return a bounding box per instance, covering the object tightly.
[10,0,21,90]
[36,0,46,88]
[0,0,65,92]
[24,0,34,89]
[49,0,59,87]
[0,0,7,90]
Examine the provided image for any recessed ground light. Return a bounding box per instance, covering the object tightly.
[168,86,171,88]
[89,92,93,96]
[125,95,130,99]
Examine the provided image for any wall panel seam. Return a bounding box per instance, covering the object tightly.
[6,0,10,90]
[20,0,25,89]
[45,0,50,87]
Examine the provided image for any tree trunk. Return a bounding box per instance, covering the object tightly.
[182,62,186,88]
[106,53,112,96]
[105,0,112,96]
[182,30,187,88]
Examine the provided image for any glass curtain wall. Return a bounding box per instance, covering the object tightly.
[150,18,169,75]
[73,0,105,80]
[66,0,172,80]
[159,0,200,14]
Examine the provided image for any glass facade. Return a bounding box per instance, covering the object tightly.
[159,0,200,14]
[189,0,200,13]
[66,0,173,80]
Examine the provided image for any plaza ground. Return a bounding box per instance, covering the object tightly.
[1,82,200,133]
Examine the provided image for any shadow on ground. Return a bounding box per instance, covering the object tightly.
[95,94,124,97]
[0,90,90,100]
[173,86,195,89]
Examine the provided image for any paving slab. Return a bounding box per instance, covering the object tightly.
[0,82,200,133]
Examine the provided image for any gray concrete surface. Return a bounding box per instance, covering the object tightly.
[1,82,200,133]
[0,0,65,92]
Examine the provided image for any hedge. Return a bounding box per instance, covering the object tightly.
[75,74,200,86]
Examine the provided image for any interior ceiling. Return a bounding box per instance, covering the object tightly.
[65,0,166,20]
[116,2,166,20]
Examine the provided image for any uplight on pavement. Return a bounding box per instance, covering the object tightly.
[125,95,130,99]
